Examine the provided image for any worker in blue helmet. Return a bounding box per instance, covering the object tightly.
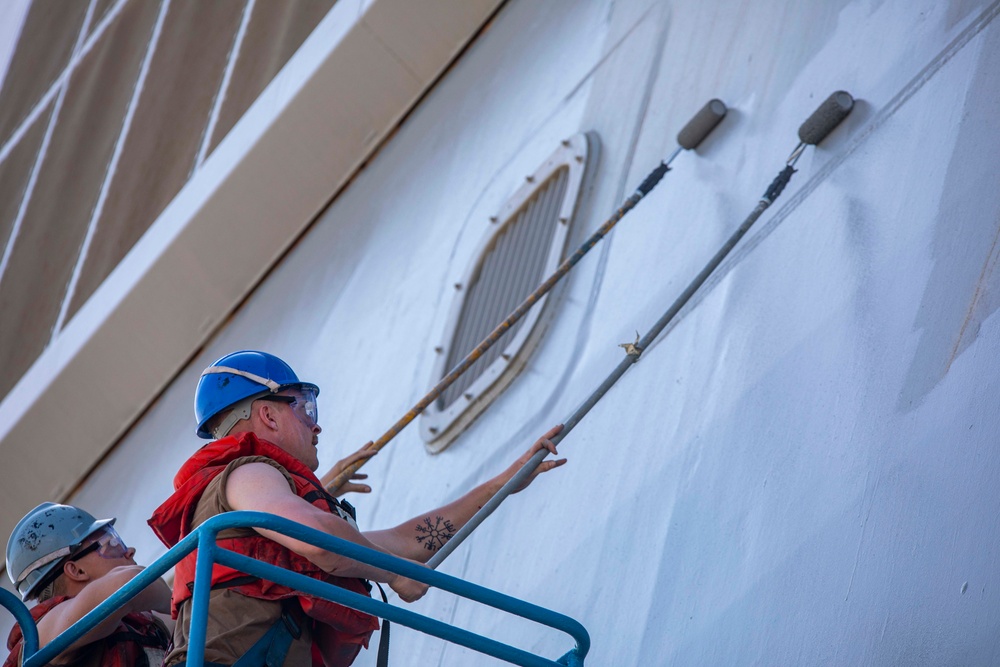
[192,350,372,493]
[150,350,566,667]
[5,503,171,667]
[193,350,320,439]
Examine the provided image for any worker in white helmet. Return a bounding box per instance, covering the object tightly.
[4,502,171,667]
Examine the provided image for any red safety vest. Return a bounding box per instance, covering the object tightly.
[4,596,169,667]
[147,433,379,660]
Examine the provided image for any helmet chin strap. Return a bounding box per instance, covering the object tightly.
[203,365,285,439]
[213,394,260,439]
[37,580,56,602]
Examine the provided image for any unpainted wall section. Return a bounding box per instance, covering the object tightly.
[0,0,161,402]
[10,0,1000,665]
[0,0,334,403]
[0,0,86,147]
[62,0,247,321]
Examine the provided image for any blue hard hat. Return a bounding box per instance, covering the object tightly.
[194,350,319,439]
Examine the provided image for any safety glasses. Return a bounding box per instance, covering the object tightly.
[259,388,319,427]
[69,526,129,561]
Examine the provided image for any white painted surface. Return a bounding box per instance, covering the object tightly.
[5,0,1000,665]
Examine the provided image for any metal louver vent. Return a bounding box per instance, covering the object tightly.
[439,167,569,408]
[421,132,595,450]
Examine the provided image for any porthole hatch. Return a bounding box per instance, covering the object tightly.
[421,132,597,450]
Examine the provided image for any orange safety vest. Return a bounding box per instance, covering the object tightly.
[147,433,379,661]
[4,596,169,667]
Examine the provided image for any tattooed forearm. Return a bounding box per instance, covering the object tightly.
[414,516,456,551]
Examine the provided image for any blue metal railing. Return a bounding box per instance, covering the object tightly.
[1,511,589,667]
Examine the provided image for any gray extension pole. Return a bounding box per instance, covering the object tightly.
[427,92,855,569]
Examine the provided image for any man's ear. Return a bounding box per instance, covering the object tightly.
[61,560,91,584]
[256,401,279,431]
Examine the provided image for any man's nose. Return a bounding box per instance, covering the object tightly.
[125,547,137,560]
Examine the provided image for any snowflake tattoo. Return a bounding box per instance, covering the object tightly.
[415,516,456,551]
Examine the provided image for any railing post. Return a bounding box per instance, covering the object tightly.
[0,588,38,663]
[186,529,217,667]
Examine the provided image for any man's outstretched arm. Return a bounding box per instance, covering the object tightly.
[364,425,566,562]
